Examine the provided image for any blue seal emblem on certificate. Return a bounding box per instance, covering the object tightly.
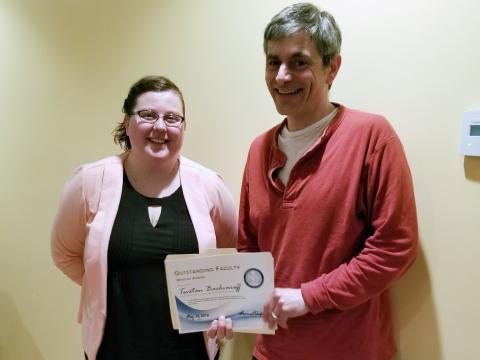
[244,268,264,288]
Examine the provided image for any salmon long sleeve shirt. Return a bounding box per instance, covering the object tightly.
[238,105,418,360]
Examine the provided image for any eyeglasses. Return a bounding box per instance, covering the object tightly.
[129,109,184,127]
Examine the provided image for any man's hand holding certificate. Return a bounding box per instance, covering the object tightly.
[165,250,275,334]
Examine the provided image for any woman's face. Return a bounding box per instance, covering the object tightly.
[125,90,184,164]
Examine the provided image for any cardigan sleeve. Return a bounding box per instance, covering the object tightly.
[210,174,238,249]
[205,175,238,360]
[301,136,419,313]
[50,167,87,285]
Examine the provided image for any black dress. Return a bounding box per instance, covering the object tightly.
[96,172,209,360]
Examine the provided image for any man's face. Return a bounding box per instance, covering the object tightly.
[265,32,340,126]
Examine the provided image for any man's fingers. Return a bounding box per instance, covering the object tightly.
[277,316,289,329]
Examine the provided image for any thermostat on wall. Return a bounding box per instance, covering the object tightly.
[460,110,480,156]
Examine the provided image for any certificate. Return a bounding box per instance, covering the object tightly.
[165,249,275,334]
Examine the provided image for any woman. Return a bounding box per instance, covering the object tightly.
[51,75,236,360]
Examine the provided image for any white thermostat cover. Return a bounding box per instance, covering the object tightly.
[460,109,480,156]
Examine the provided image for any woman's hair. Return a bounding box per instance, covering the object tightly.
[113,75,185,151]
[263,2,342,67]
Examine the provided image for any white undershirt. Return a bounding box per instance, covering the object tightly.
[277,108,338,185]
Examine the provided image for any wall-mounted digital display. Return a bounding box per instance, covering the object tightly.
[470,125,480,136]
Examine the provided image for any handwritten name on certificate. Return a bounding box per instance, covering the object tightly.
[165,250,274,334]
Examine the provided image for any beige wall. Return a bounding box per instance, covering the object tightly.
[1,0,479,359]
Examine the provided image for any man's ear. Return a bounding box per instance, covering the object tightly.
[327,54,342,88]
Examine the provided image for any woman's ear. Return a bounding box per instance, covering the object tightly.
[123,115,130,135]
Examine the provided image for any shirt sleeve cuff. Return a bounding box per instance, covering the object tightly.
[301,275,331,315]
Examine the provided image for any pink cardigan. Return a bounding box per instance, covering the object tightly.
[51,154,237,360]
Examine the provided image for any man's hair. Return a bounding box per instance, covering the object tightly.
[263,2,342,67]
[113,75,185,151]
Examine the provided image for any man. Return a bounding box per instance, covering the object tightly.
[238,3,418,360]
